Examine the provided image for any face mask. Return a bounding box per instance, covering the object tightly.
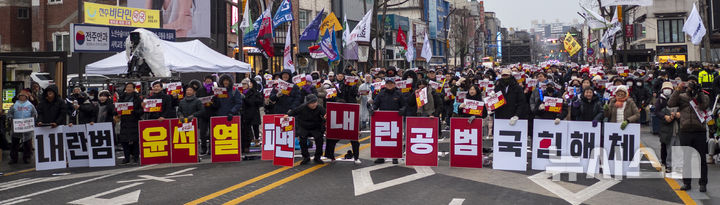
[649,74,653,78]
[663,89,672,96]
[636,82,642,86]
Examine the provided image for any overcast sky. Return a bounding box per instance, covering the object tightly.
[481,0,584,29]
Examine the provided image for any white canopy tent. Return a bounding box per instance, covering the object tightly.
[86,39,251,75]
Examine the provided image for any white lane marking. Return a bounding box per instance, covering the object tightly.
[0,177,59,191]
[69,182,143,205]
[166,167,197,176]
[116,174,193,183]
[352,163,435,196]
[448,198,465,205]
[0,165,155,204]
[2,198,31,205]
[528,171,620,205]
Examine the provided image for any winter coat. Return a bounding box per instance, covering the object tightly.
[8,100,37,120]
[604,98,640,123]
[37,86,66,125]
[146,91,176,119]
[287,103,326,137]
[529,88,568,120]
[630,85,651,108]
[417,87,436,117]
[571,94,604,122]
[269,84,301,115]
[401,89,418,116]
[659,106,678,144]
[212,74,243,116]
[359,83,372,122]
[493,78,528,119]
[667,90,710,133]
[337,81,358,103]
[119,91,143,143]
[241,87,263,125]
[95,100,116,123]
[373,87,405,111]
[177,95,204,120]
[458,92,487,118]
[189,79,213,118]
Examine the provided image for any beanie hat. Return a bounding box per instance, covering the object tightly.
[305,94,318,103]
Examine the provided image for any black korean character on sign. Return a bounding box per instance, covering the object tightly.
[36,133,65,162]
[66,132,89,160]
[608,133,635,161]
[498,131,522,157]
[89,130,113,159]
[569,131,596,159]
[536,131,562,159]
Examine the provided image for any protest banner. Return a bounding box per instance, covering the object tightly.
[34,126,67,170]
[64,124,90,168]
[199,96,213,107]
[277,80,293,95]
[345,76,359,86]
[115,102,134,115]
[169,118,198,163]
[262,114,284,160]
[263,88,274,99]
[293,74,308,87]
[326,88,338,99]
[139,120,171,165]
[429,81,442,93]
[484,91,506,111]
[567,121,601,174]
[406,117,438,166]
[211,116,242,162]
[493,119,528,171]
[456,91,468,103]
[462,99,484,116]
[450,118,483,168]
[372,82,385,95]
[143,99,163,112]
[274,117,295,167]
[165,82,183,99]
[371,111,403,158]
[326,102,360,140]
[213,87,229,98]
[398,80,412,93]
[415,88,429,108]
[531,119,568,170]
[13,118,34,133]
[86,122,116,167]
[603,122,640,176]
[543,97,564,113]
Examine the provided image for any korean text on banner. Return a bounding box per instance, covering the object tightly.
[450,118,483,168]
[13,118,34,133]
[139,120,171,165]
[115,102,134,115]
[262,114,284,160]
[34,126,67,171]
[170,118,198,163]
[531,119,568,170]
[143,99,163,112]
[371,111,404,158]
[566,121,602,174]
[274,117,295,167]
[64,124,90,168]
[86,122,116,167]
[326,102,360,140]
[83,2,160,28]
[405,117,439,166]
[211,116,242,162]
[603,122,640,176]
[493,119,528,171]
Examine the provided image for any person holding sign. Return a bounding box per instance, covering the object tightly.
[36,85,66,128]
[570,87,604,127]
[241,78,264,155]
[7,91,37,164]
[144,81,177,120]
[336,72,359,104]
[189,79,213,155]
[603,85,639,130]
[95,90,116,124]
[269,70,301,114]
[458,85,486,119]
[67,87,97,126]
[370,79,406,164]
[400,70,420,116]
[416,80,435,117]
[668,77,711,192]
[493,69,528,124]
[529,81,567,123]
[287,94,326,165]
[212,74,244,120]
[118,83,144,164]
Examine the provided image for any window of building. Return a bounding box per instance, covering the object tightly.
[657,19,685,44]
[48,0,62,5]
[17,8,29,19]
[53,32,70,52]
[298,10,309,31]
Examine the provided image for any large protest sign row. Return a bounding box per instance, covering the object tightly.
[34,123,116,171]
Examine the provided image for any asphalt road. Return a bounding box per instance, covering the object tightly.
[0,128,702,205]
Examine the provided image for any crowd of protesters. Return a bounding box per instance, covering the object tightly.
[1,61,719,192]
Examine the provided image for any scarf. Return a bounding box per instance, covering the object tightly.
[615,95,628,108]
[204,83,213,93]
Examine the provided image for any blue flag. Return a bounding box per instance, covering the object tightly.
[243,15,263,46]
[272,0,293,29]
[300,8,325,41]
[320,28,339,62]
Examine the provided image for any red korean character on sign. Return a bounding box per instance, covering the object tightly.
[170,118,198,163]
[370,111,403,159]
[405,117,439,166]
[210,116,242,162]
[274,116,295,167]
[450,118,483,168]
[139,120,171,165]
[261,114,284,160]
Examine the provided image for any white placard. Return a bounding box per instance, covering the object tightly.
[493,119,528,171]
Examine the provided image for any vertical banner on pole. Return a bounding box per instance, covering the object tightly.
[325,102,360,140]
[405,117,439,166]
[603,122,640,176]
[170,118,199,163]
[370,111,403,158]
[262,114,284,160]
[493,119,528,171]
[34,126,67,171]
[86,122,116,167]
[531,119,568,171]
[450,118,483,168]
[64,125,90,168]
[211,116,242,162]
[274,117,295,167]
[139,120,171,165]
[567,121,601,174]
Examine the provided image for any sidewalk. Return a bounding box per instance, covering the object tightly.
[641,126,720,204]
[0,149,36,176]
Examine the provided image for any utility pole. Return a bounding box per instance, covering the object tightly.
[699,0,713,62]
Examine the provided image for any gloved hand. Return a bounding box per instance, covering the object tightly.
[227,114,234,122]
[468,116,476,124]
[554,118,561,125]
[621,120,628,130]
[592,120,598,127]
[539,104,546,110]
[459,103,466,108]
[509,116,519,126]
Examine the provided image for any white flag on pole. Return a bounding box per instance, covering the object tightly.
[683,3,707,45]
[347,9,373,44]
[343,14,350,48]
[406,24,415,63]
[283,24,295,72]
[239,0,251,29]
[421,32,432,63]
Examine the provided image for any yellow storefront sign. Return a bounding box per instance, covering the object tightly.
[84,2,160,28]
[658,55,686,63]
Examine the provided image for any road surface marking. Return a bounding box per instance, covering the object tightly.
[186,138,370,205]
[1,168,35,176]
[639,143,696,205]
[352,160,435,196]
[448,198,465,205]
[0,177,59,191]
[69,182,143,205]
[117,174,193,183]
[167,167,197,176]
[0,165,154,205]
[528,171,620,205]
